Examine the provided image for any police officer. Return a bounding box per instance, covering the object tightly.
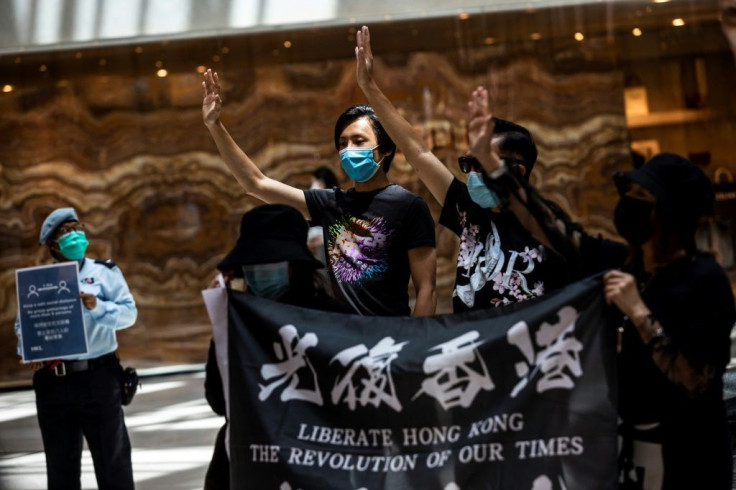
[14,207,137,490]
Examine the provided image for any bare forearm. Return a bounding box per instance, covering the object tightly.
[408,246,438,317]
[205,120,309,214]
[206,120,264,196]
[360,81,452,204]
[361,81,427,158]
[412,286,437,316]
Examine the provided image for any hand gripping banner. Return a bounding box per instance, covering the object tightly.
[227,274,618,490]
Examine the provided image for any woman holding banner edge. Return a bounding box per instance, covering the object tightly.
[461,84,735,489]
[203,203,352,490]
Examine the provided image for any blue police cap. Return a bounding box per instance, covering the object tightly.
[39,207,79,245]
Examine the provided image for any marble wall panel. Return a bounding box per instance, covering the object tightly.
[0,42,632,382]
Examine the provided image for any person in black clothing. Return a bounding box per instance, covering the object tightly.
[202,69,437,317]
[203,204,350,490]
[354,25,569,312]
[467,85,735,489]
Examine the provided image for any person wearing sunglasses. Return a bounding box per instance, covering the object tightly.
[354,26,569,312]
[202,70,436,318]
[466,84,734,489]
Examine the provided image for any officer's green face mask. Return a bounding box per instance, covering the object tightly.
[58,231,89,260]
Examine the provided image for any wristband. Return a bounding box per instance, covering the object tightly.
[645,315,668,351]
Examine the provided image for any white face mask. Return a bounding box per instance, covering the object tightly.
[242,262,290,299]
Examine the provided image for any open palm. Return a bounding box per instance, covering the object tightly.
[355,26,375,88]
[202,69,222,126]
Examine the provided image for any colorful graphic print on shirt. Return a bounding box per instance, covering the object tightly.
[327,216,393,284]
[456,207,545,308]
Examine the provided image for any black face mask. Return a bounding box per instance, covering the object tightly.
[614,196,655,246]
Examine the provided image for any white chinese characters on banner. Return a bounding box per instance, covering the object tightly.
[414,331,494,409]
[258,306,584,409]
[259,325,323,406]
[330,337,407,412]
[507,306,583,398]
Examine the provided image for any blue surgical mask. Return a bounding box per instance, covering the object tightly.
[243,262,290,300]
[58,231,89,260]
[466,172,501,209]
[339,146,382,182]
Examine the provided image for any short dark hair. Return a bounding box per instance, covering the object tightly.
[334,105,396,172]
[312,166,339,189]
[493,117,538,178]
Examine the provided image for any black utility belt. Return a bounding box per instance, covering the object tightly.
[43,352,117,377]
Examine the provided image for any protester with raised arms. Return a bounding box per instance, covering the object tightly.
[465,85,735,489]
[202,70,437,316]
[354,25,569,312]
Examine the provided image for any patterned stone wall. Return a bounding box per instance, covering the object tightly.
[0,34,634,382]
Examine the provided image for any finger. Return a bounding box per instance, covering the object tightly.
[356,28,363,49]
[363,26,372,58]
[603,271,623,285]
[477,88,489,116]
[484,115,495,135]
[603,288,619,306]
[468,95,479,118]
[480,88,490,115]
[471,88,485,117]
[205,74,215,96]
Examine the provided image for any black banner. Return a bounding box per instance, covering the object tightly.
[228,274,618,489]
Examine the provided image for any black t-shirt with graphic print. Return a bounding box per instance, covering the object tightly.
[304,184,436,316]
[439,178,569,313]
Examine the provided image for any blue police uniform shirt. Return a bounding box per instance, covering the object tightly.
[15,257,137,360]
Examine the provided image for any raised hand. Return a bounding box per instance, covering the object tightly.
[355,25,375,89]
[202,69,222,127]
[467,86,502,173]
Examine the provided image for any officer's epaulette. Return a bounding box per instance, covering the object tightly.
[94,259,117,269]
